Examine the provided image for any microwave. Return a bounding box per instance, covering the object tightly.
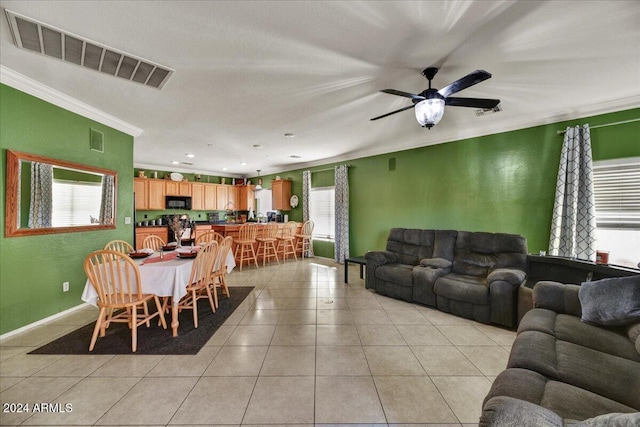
[165,195,192,210]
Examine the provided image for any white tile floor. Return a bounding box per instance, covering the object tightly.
[0,257,516,426]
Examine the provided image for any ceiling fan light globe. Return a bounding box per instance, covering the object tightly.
[415,99,445,128]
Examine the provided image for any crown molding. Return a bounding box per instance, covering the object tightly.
[0,65,143,137]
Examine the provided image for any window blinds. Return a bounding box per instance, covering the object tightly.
[310,187,335,239]
[593,157,640,228]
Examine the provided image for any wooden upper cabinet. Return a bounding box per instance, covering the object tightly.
[271,179,292,210]
[134,178,148,210]
[191,183,205,210]
[135,178,165,210]
[147,179,165,210]
[237,185,255,211]
[204,184,217,210]
[227,186,238,209]
[179,182,191,196]
[215,185,228,210]
[165,181,179,195]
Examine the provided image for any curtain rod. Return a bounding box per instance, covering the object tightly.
[301,164,352,173]
[556,118,640,135]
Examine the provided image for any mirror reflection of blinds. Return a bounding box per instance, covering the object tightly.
[593,157,640,228]
[310,186,335,239]
[52,180,102,227]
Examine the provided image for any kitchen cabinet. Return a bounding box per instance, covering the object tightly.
[134,178,165,210]
[191,183,205,210]
[228,185,238,209]
[215,185,227,210]
[135,226,168,250]
[134,178,148,210]
[165,180,191,196]
[271,179,292,210]
[204,184,217,210]
[237,185,255,211]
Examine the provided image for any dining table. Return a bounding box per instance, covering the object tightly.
[81,247,236,337]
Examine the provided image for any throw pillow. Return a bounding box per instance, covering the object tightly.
[579,276,640,326]
[419,257,452,269]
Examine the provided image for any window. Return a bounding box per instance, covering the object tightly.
[52,179,102,227]
[310,186,335,240]
[593,157,640,268]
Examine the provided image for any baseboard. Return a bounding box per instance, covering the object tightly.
[0,303,92,341]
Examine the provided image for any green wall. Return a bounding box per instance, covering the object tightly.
[254,108,640,259]
[0,84,134,334]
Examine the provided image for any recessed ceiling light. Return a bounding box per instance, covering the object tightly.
[253,144,262,149]
[222,167,228,171]
[289,155,301,158]
[284,133,295,138]
[240,162,247,166]
[171,161,180,165]
[186,153,195,158]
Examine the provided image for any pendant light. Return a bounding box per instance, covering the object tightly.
[255,170,263,191]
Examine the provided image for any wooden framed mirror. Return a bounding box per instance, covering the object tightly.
[5,150,117,237]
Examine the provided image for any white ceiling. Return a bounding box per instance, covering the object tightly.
[1,1,639,177]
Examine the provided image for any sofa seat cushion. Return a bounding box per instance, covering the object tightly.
[507,330,640,409]
[518,309,640,362]
[484,368,638,421]
[376,263,414,287]
[434,274,489,305]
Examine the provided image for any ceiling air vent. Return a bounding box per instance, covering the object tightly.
[4,9,174,90]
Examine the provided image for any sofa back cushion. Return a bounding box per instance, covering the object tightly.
[385,228,458,266]
[452,231,528,277]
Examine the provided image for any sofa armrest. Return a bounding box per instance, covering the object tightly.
[480,396,567,427]
[533,281,582,317]
[487,268,526,286]
[365,250,397,266]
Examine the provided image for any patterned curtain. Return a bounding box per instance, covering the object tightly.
[302,170,311,222]
[334,165,349,263]
[549,124,597,261]
[28,162,53,228]
[99,175,115,224]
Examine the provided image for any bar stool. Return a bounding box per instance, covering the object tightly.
[234,223,258,270]
[276,221,298,262]
[295,220,314,259]
[256,222,280,267]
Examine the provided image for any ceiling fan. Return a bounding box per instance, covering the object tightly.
[371,67,500,129]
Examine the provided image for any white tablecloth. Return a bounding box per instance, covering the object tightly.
[81,250,236,306]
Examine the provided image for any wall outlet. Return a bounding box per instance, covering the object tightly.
[124,216,131,224]
[62,281,69,292]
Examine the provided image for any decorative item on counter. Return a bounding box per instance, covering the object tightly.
[138,171,146,178]
[275,175,281,180]
[248,207,255,220]
[168,215,184,247]
[221,178,226,184]
[596,250,609,264]
[153,171,158,179]
[196,174,201,181]
[232,178,236,185]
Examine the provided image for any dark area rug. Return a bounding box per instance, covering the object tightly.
[30,286,254,355]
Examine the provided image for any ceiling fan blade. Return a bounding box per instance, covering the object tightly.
[438,70,492,98]
[380,89,425,100]
[370,105,415,121]
[445,97,501,109]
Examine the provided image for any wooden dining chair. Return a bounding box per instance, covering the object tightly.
[104,239,134,254]
[174,241,218,328]
[209,236,233,308]
[196,231,224,246]
[142,235,166,251]
[295,220,314,259]
[256,221,280,267]
[84,250,167,352]
[276,221,298,262]
[234,223,259,271]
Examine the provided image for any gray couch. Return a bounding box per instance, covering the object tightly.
[481,281,640,426]
[365,228,528,328]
